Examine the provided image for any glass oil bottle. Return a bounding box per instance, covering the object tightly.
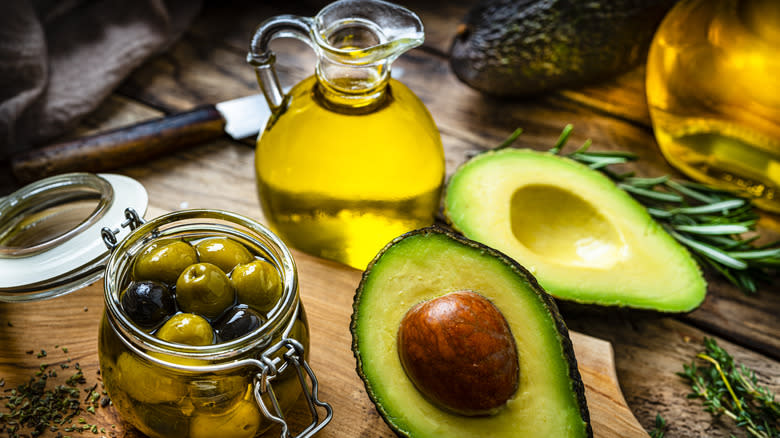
[646,0,780,212]
[248,0,445,269]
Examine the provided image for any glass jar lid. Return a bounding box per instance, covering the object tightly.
[0,172,148,302]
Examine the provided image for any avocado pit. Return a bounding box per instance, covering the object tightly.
[397,290,519,416]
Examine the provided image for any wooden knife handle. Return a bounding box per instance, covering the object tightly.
[11,105,226,183]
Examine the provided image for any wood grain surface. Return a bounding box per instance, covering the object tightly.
[1,1,778,437]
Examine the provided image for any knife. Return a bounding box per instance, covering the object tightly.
[10,94,271,183]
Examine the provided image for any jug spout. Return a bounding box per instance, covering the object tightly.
[248,0,424,111]
[312,0,424,66]
[312,0,424,109]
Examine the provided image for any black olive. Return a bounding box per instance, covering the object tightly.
[121,281,176,329]
[215,306,266,342]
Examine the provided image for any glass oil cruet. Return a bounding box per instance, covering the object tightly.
[646,0,780,213]
[247,0,445,269]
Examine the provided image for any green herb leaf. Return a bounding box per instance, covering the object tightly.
[679,338,779,438]
[649,414,668,438]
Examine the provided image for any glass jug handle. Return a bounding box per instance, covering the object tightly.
[247,15,316,111]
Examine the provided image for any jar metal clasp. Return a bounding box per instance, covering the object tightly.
[101,208,146,250]
[254,338,333,438]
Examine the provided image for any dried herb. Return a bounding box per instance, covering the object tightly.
[536,124,779,294]
[679,338,779,438]
[0,347,108,438]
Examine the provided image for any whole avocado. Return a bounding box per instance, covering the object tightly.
[450,0,677,97]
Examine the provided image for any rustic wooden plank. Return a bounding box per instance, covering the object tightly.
[66,94,164,139]
[682,272,780,361]
[562,309,780,438]
[559,67,652,128]
[569,331,648,438]
[188,0,471,58]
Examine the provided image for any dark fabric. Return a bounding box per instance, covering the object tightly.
[0,0,202,159]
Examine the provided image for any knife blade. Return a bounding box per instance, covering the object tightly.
[10,94,271,183]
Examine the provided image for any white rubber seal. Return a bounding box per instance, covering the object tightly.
[0,173,147,295]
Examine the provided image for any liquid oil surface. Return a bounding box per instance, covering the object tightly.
[255,76,445,269]
[646,0,780,212]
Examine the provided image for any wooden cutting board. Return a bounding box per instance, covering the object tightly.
[0,248,647,438]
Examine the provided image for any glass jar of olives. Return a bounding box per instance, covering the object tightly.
[98,209,331,438]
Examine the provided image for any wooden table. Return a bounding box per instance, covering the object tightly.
[1,2,778,437]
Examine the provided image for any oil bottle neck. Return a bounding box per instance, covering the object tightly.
[315,58,390,112]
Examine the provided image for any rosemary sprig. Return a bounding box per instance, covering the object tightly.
[679,338,779,438]
[543,124,780,294]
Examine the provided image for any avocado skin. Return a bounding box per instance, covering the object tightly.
[351,226,592,437]
[450,0,677,97]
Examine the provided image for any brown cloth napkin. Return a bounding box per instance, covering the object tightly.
[0,0,202,159]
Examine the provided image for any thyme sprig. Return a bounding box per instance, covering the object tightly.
[542,124,779,294]
[679,338,779,438]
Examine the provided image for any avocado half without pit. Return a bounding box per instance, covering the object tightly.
[444,148,707,312]
[352,227,591,438]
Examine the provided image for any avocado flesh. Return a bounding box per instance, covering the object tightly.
[444,149,707,312]
[352,228,590,438]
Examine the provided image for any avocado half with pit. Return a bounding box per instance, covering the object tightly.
[351,227,591,437]
[444,148,707,312]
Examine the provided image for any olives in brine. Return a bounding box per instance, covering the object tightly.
[134,240,198,285]
[188,376,248,414]
[231,259,283,313]
[121,281,176,329]
[189,398,260,438]
[195,237,253,274]
[156,313,215,346]
[216,306,266,342]
[176,263,235,319]
[115,352,187,404]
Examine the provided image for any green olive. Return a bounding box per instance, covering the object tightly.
[115,352,187,404]
[134,240,198,285]
[189,398,260,438]
[176,263,235,319]
[156,313,214,346]
[230,259,283,313]
[188,376,248,414]
[195,237,253,274]
[131,401,190,437]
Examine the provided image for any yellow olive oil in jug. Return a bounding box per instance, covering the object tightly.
[646,0,780,212]
[248,0,445,268]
